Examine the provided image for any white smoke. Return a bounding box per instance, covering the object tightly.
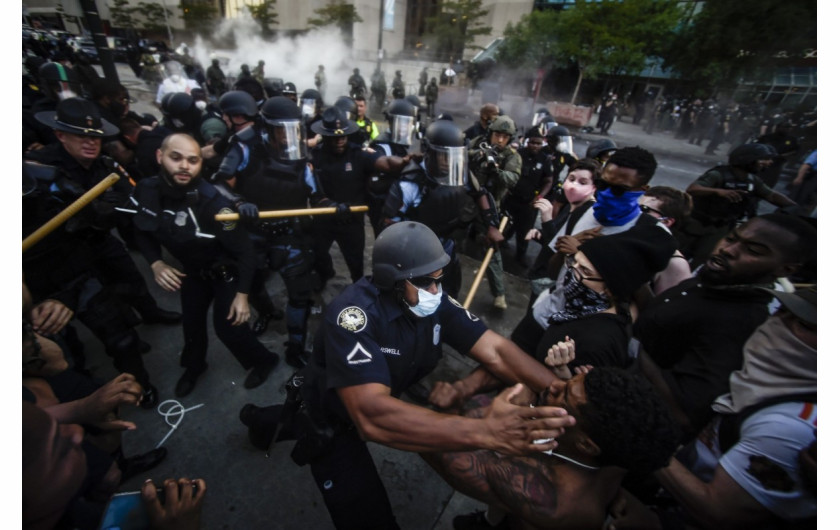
[188,9,357,104]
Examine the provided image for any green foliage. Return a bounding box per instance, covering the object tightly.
[179,1,218,35]
[108,0,138,29]
[664,0,817,87]
[426,0,492,61]
[307,0,362,46]
[135,1,174,34]
[247,1,279,37]
[497,0,685,102]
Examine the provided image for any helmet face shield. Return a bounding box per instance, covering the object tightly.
[532,112,549,127]
[426,145,467,187]
[556,135,574,154]
[300,98,317,119]
[538,120,558,136]
[266,121,305,160]
[390,115,416,146]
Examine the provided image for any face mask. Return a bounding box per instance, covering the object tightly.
[169,74,181,83]
[592,188,644,226]
[195,100,207,111]
[562,181,594,205]
[548,268,611,324]
[407,286,442,318]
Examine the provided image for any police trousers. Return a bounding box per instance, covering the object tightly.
[180,273,276,373]
[309,430,400,530]
[312,216,366,283]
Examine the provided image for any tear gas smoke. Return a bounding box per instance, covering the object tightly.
[187,10,358,104]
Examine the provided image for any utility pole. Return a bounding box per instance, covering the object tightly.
[161,0,174,47]
[78,0,119,83]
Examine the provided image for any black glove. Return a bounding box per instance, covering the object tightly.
[335,202,352,223]
[237,201,259,219]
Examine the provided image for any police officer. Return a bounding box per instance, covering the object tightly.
[309,106,417,285]
[505,126,553,266]
[584,138,618,168]
[206,90,261,178]
[130,133,281,397]
[543,124,576,192]
[160,92,203,141]
[391,70,405,100]
[368,98,415,236]
[352,93,379,146]
[682,143,797,264]
[370,67,387,110]
[382,119,502,299]
[347,68,366,97]
[24,61,83,152]
[223,96,319,368]
[281,81,297,104]
[467,114,522,309]
[291,221,573,530]
[300,88,324,149]
[205,58,226,99]
[463,103,499,144]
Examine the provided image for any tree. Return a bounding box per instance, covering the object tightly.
[497,0,685,104]
[135,1,174,35]
[307,0,362,48]
[179,1,218,37]
[247,1,279,38]
[108,0,139,29]
[425,0,492,61]
[663,0,817,87]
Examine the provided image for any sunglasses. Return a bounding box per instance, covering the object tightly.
[639,204,671,220]
[564,255,603,283]
[594,179,633,197]
[408,274,445,290]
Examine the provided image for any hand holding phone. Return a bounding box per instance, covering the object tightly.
[142,478,206,530]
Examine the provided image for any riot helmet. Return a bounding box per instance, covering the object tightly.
[219,90,258,120]
[372,221,451,290]
[263,78,285,98]
[384,99,416,146]
[300,88,323,119]
[405,94,423,116]
[537,116,559,137]
[161,92,201,131]
[232,77,266,106]
[531,107,552,126]
[422,120,467,187]
[334,96,358,121]
[38,61,81,100]
[585,138,618,163]
[729,143,777,170]
[260,96,305,161]
[546,124,574,155]
[489,115,516,136]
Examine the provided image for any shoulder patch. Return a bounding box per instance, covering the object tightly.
[338,306,367,332]
[447,295,480,322]
[219,207,237,231]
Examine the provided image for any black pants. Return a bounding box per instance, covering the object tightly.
[309,430,400,530]
[180,273,276,373]
[510,305,545,360]
[313,217,366,283]
[504,197,538,259]
[90,232,163,318]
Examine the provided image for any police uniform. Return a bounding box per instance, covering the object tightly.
[505,146,553,260]
[381,160,476,297]
[367,136,409,236]
[298,278,487,529]
[351,116,379,146]
[131,177,278,375]
[310,142,382,282]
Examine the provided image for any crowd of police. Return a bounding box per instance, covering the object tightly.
[22,27,818,529]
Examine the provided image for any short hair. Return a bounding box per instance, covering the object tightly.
[568,158,602,181]
[118,117,142,138]
[160,132,200,153]
[607,146,658,184]
[579,367,680,475]
[353,94,366,103]
[754,213,817,263]
[644,186,693,228]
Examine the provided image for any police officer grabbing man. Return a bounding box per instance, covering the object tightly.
[293,221,575,530]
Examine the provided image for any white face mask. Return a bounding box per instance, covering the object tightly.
[195,100,207,111]
[408,286,442,317]
[169,74,182,84]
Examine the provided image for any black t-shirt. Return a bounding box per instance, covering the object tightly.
[537,312,632,369]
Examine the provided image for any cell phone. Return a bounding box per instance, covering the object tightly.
[99,485,199,529]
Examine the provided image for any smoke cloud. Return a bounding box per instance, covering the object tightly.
[187,10,357,104]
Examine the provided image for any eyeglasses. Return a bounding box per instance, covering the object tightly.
[594,178,632,197]
[639,204,671,221]
[408,274,445,290]
[564,255,603,283]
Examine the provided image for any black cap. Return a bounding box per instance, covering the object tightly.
[282,82,297,95]
[35,97,119,137]
[311,106,359,137]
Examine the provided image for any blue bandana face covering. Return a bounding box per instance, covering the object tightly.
[592,188,644,226]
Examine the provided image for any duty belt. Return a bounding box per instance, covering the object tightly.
[257,219,296,238]
[198,263,237,283]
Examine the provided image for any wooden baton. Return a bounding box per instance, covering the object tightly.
[462,216,509,310]
[214,205,369,221]
[22,173,121,253]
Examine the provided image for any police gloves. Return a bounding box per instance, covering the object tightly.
[237,201,260,219]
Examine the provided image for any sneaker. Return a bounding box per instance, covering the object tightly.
[244,354,280,389]
[493,295,507,310]
[452,510,509,530]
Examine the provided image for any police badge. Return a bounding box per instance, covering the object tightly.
[337,307,367,332]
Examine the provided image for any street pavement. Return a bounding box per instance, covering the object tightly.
[76,63,790,529]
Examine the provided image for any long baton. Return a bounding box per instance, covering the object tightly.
[214,205,369,222]
[22,173,120,253]
[463,216,509,310]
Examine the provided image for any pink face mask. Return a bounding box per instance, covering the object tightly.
[563,172,596,204]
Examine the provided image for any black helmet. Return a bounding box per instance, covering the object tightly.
[372,222,450,290]
[261,96,305,161]
[311,106,359,137]
[546,124,574,154]
[334,95,358,121]
[37,62,81,99]
[232,77,266,105]
[282,82,297,96]
[219,90,258,119]
[385,99,417,146]
[423,120,467,186]
[532,107,552,127]
[405,94,423,113]
[547,124,571,138]
[263,78,285,98]
[161,92,200,131]
[300,88,323,119]
[585,138,618,161]
[729,143,777,168]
